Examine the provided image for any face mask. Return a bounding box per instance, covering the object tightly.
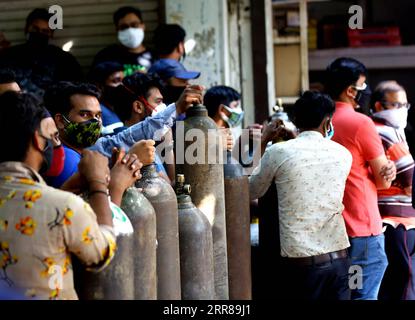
[43,145,65,177]
[39,138,54,174]
[62,115,102,149]
[26,32,49,47]
[220,105,244,128]
[354,86,372,111]
[373,108,408,129]
[163,86,186,104]
[118,27,144,49]
[325,121,334,139]
[151,103,167,116]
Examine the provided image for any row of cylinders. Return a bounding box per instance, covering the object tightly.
[74,105,252,300]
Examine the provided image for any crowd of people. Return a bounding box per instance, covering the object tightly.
[0,6,414,301]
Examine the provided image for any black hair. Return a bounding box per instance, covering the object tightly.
[0,91,49,162]
[153,24,186,56]
[325,57,368,100]
[0,68,16,84]
[88,61,124,86]
[112,73,163,122]
[370,80,405,111]
[289,91,335,130]
[43,81,101,117]
[204,86,241,119]
[113,6,143,26]
[25,8,52,33]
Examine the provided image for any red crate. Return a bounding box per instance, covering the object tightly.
[347,26,401,47]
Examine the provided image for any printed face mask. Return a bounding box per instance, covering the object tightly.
[118,27,144,49]
[62,115,102,149]
[220,105,244,128]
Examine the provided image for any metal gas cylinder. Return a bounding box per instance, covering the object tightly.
[135,164,181,300]
[176,174,215,300]
[180,104,229,299]
[121,187,157,300]
[224,151,252,300]
[77,201,134,300]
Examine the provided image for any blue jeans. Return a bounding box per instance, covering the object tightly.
[348,234,388,300]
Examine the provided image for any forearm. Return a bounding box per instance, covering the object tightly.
[88,182,113,227]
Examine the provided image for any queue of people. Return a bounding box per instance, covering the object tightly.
[0,5,415,301]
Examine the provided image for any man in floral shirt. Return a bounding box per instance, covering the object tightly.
[0,91,116,299]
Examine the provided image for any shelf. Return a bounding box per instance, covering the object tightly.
[309,45,415,71]
[275,96,299,104]
[274,36,300,44]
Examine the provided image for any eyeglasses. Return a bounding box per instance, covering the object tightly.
[381,101,411,110]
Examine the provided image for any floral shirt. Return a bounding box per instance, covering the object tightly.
[0,162,116,300]
[249,131,352,258]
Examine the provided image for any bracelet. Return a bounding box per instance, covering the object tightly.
[88,189,109,197]
[87,179,108,187]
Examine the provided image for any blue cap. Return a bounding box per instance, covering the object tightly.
[148,59,200,80]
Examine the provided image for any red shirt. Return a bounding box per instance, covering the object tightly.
[332,102,385,237]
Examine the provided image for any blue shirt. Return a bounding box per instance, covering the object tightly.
[101,103,124,135]
[90,103,177,158]
[46,145,81,188]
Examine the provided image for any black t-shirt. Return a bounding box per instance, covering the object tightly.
[0,43,83,98]
[92,44,153,75]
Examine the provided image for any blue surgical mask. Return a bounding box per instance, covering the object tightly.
[326,121,334,139]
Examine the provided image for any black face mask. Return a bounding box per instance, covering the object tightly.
[39,138,54,174]
[355,86,372,114]
[26,32,49,47]
[163,85,186,105]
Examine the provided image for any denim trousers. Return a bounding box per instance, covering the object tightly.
[348,234,388,300]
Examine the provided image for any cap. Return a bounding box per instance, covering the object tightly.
[148,58,200,81]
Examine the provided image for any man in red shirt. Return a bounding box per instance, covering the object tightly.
[326,57,396,300]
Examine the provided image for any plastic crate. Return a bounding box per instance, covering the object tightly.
[348,26,401,47]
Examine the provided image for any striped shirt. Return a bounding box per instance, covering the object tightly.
[373,119,415,229]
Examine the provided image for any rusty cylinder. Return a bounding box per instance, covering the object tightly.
[121,187,157,300]
[224,151,252,300]
[135,164,181,300]
[176,174,215,300]
[180,104,229,299]
[77,203,134,300]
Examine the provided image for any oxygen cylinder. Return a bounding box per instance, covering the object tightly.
[77,202,134,300]
[121,187,157,300]
[176,174,215,300]
[180,104,229,299]
[135,164,181,300]
[224,151,252,300]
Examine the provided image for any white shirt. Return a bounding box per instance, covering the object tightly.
[249,131,352,257]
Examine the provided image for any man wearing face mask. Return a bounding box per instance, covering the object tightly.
[0,8,83,99]
[88,62,125,135]
[93,7,153,75]
[249,91,353,300]
[0,91,117,299]
[148,24,200,105]
[111,73,172,182]
[368,81,415,300]
[326,57,397,300]
[43,82,104,188]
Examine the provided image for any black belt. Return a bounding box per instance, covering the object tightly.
[284,249,348,266]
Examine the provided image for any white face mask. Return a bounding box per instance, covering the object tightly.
[118,27,144,49]
[151,103,167,116]
[374,107,408,129]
